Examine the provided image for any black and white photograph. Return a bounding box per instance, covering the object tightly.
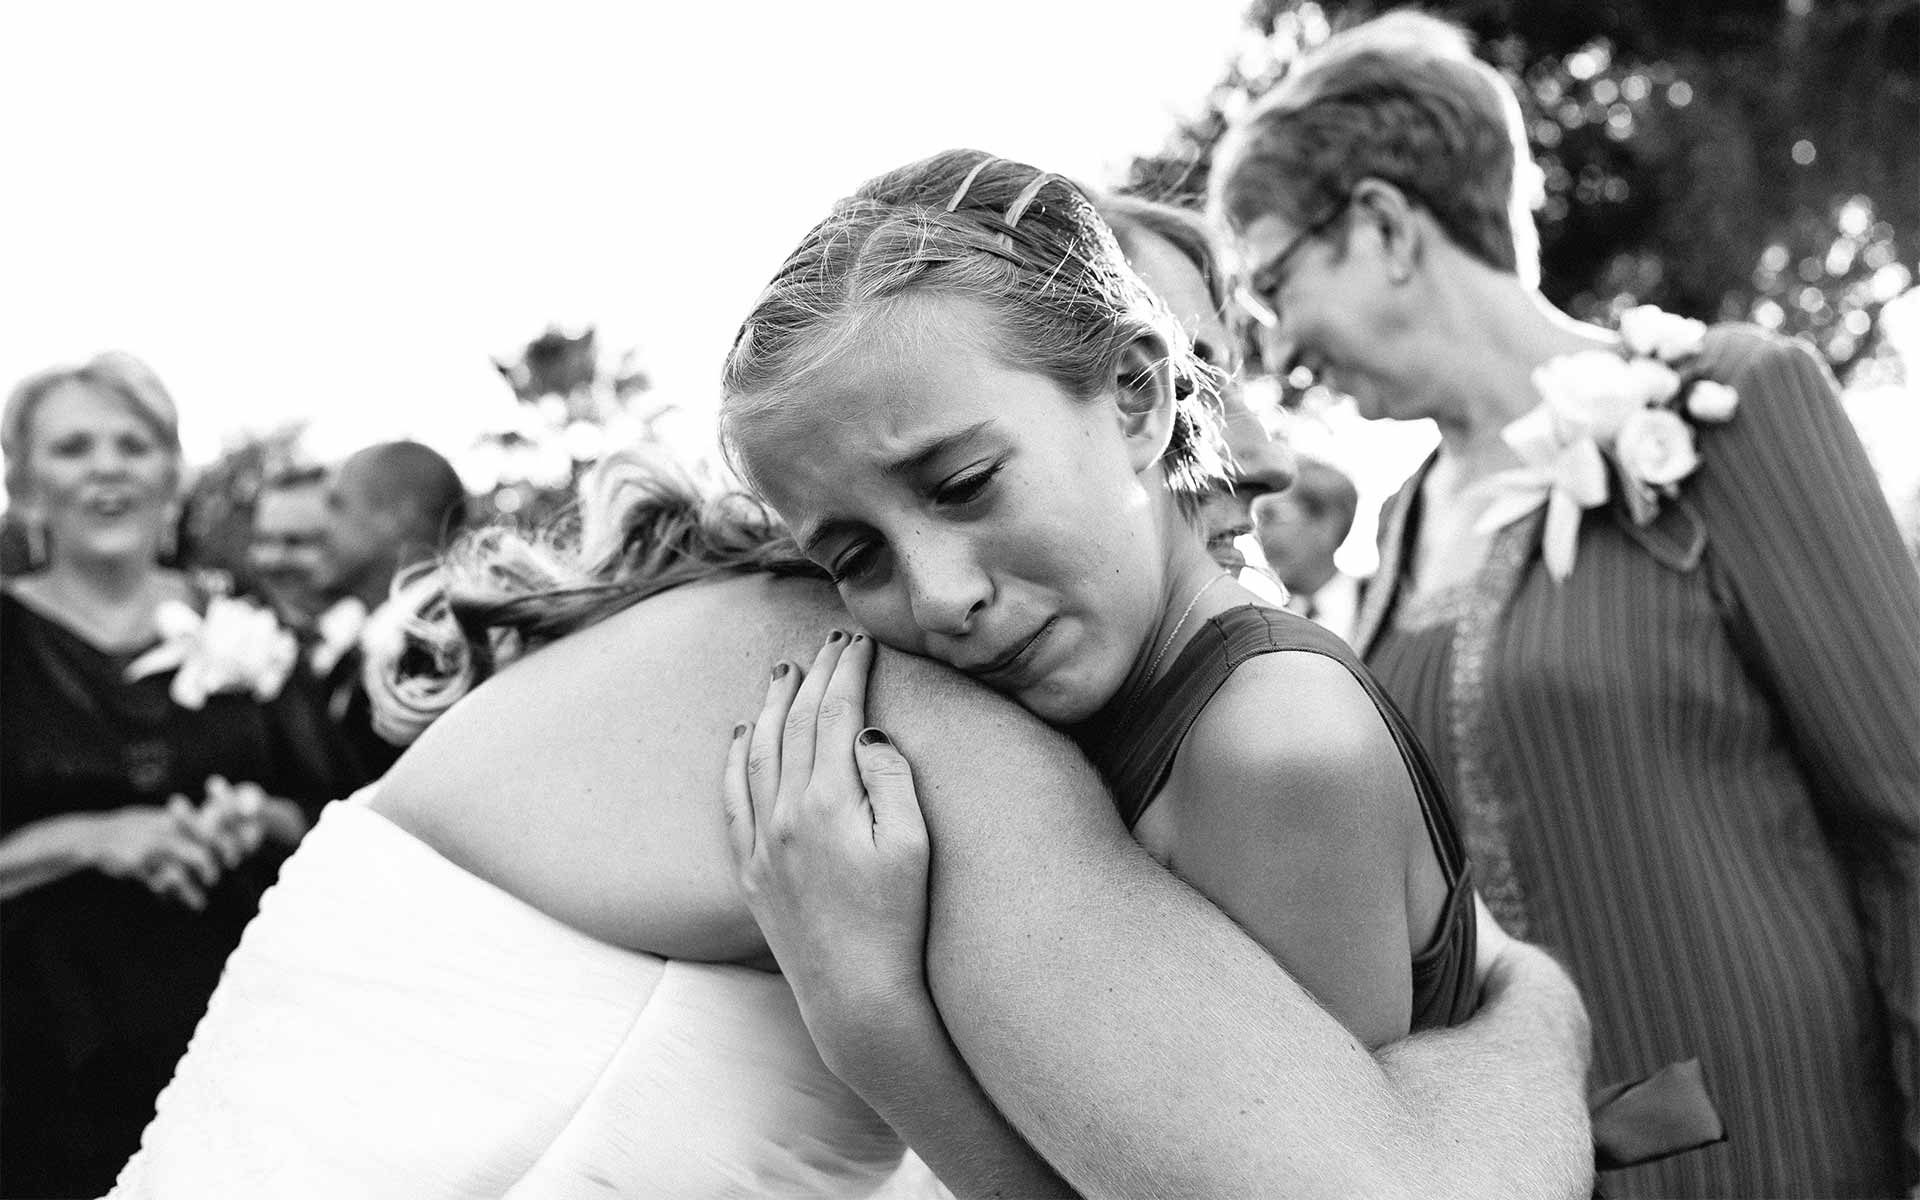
[2,1,1915,1197]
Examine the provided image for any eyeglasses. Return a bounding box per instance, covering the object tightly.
[1233,196,1353,330]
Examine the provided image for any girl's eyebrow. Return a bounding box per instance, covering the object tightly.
[882,420,994,480]
[795,420,997,557]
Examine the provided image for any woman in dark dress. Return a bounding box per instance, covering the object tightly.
[1209,14,1920,1197]
[0,353,349,1197]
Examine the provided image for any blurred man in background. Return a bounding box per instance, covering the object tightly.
[1253,456,1362,642]
[314,440,469,783]
[247,465,331,631]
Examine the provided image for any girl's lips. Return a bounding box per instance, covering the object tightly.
[972,618,1055,684]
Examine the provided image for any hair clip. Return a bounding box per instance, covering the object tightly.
[945,157,999,213]
[1003,173,1056,229]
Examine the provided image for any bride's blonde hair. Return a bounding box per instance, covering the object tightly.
[361,445,821,746]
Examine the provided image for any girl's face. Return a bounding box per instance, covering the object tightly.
[733,298,1189,725]
[20,381,176,565]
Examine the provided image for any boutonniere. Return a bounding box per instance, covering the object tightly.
[127,594,300,708]
[1472,307,1741,580]
[308,596,370,676]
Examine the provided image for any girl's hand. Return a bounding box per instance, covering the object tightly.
[721,631,933,1037]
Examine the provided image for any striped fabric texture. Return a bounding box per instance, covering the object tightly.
[1362,326,1920,1198]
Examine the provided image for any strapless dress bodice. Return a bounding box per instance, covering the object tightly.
[108,798,913,1198]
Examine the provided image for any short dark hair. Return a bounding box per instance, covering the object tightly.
[261,464,327,493]
[345,441,469,547]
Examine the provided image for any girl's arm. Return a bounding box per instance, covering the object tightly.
[1161,650,1421,1047]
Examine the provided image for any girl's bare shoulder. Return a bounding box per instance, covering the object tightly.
[1177,649,1409,833]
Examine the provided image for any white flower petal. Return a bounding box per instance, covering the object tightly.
[1619,306,1707,361]
[1614,408,1700,488]
[1686,380,1740,423]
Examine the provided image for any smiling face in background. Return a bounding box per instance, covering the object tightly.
[18,381,177,567]
[250,480,331,622]
[732,296,1183,725]
[1236,205,1429,422]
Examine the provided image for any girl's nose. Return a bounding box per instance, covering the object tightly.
[901,535,991,637]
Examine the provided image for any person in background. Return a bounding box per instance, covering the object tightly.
[246,464,331,631]
[1253,455,1364,641]
[1211,11,1920,1196]
[313,439,468,782]
[0,353,351,1197]
[1096,193,1297,580]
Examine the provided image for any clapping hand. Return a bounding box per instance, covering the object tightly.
[194,776,270,868]
[89,776,308,910]
[91,802,225,911]
[721,631,934,1050]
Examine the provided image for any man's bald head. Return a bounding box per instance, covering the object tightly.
[319,440,469,605]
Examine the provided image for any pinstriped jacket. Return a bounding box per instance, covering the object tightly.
[1360,325,1920,1198]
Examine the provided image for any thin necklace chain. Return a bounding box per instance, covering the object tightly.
[1118,570,1232,728]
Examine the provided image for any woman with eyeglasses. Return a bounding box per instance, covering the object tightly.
[1211,13,1919,1197]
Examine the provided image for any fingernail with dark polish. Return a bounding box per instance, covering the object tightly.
[826,629,845,643]
[857,727,890,746]
[772,662,789,679]
[850,633,867,644]
[733,723,751,739]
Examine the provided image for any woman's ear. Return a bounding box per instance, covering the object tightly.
[1350,177,1423,284]
[1111,336,1178,475]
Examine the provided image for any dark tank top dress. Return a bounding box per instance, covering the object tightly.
[1079,604,1479,1032]
[1079,604,1727,1181]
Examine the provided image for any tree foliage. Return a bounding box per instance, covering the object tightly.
[1125,0,1918,380]
[471,324,669,529]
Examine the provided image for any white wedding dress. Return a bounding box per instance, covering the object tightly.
[107,794,932,1199]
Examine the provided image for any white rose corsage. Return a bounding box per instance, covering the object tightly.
[127,594,299,708]
[1472,306,1740,580]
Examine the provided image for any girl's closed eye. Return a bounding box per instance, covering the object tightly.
[934,461,1003,507]
[827,539,883,586]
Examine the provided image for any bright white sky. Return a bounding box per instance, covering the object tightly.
[3,0,1259,470]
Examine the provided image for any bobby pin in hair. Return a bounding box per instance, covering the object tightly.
[945,157,999,213]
